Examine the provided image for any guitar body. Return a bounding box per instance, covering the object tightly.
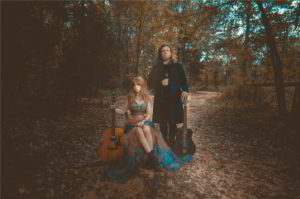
[174,128,196,156]
[97,127,125,162]
[173,102,196,156]
[96,92,125,162]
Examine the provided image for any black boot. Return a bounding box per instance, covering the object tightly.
[147,151,161,171]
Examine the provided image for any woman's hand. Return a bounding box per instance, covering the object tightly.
[137,120,145,127]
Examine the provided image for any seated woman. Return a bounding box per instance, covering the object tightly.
[107,76,191,181]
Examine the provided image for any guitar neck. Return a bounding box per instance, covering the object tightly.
[111,92,116,136]
[184,104,187,130]
[112,108,116,136]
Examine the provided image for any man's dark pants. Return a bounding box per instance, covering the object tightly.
[158,97,177,147]
[159,121,177,147]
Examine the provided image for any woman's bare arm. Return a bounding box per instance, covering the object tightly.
[144,101,152,120]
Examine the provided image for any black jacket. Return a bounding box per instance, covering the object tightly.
[148,62,189,124]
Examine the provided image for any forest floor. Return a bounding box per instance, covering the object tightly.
[6,91,300,199]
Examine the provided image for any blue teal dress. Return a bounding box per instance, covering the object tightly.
[106,99,192,182]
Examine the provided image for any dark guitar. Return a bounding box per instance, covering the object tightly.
[174,101,196,156]
[97,93,125,162]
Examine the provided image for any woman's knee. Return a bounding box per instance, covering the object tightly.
[133,127,143,135]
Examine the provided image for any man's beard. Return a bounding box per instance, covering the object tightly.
[162,56,171,62]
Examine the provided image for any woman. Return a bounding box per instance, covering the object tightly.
[106,76,191,182]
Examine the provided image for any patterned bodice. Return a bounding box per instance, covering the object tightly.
[130,100,148,115]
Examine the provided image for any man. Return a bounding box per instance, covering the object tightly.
[148,44,189,147]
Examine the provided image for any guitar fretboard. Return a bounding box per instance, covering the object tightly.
[111,93,116,136]
[184,104,187,130]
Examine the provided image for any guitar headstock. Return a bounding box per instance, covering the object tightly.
[182,92,188,107]
[109,91,116,111]
[111,91,116,130]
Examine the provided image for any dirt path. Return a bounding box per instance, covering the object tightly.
[73,91,221,199]
[71,91,299,199]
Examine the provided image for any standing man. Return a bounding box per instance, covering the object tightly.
[148,44,189,148]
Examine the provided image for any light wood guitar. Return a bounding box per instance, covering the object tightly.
[97,93,125,162]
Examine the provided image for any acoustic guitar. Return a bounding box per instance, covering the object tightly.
[174,101,196,156]
[97,93,125,162]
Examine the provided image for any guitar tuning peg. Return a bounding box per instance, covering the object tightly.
[110,104,116,110]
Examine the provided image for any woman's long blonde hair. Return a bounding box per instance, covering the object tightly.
[128,76,151,106]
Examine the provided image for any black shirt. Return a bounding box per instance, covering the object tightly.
[162,63,171,97]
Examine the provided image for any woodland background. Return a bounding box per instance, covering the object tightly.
[2,0,300,198]
[2,0,300,118]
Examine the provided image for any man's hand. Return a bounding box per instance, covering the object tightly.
[181,91,188,104]
[162,78,169,86]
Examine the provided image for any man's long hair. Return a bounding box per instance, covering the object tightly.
[148,44,178,89]
[156,44,177,65]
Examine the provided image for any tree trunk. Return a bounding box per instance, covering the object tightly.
[135,19,143,76]
[242,0,251,82]
[294,2,300,30]
[214,70,218,89]
[291,84,300,113]
[256,0,287,117]
[117,15,123,89]
[205,73,208,88]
